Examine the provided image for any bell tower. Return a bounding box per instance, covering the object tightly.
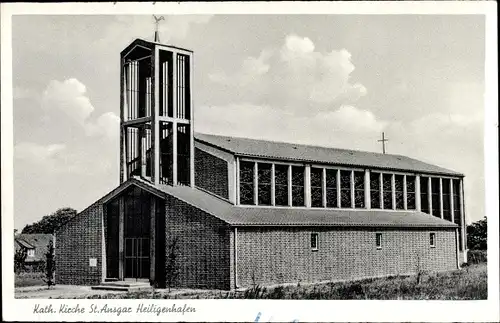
[119,39,194,187]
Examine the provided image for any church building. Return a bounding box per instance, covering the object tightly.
[55,38,467,290]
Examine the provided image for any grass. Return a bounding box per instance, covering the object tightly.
[15,272,46,287]
[86,262,487,300]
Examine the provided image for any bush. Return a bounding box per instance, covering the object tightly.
[243,284,266,299]
[467,250,487,264]
[467,217,487,250]
[43,241,55,289]
[165,237,180,292]
[14,248,27,274]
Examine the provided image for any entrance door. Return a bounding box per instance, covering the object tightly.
[123,186,151,280]
[125,237,150,279]
[105,185,165,284]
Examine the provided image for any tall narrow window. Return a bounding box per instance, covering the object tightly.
[176,54,191,120]
[376,233,382,249]
[452,179,463,251]
[310,233,319,251]
[420,177,430,214]
[383,174,393,209]
[354,171,365,208]
[395,174,404,210]
[370,172,381,209]
[124,55,153,121]
[177,124,190,186]
[340,170,352,208]
[431,177,441,217]
[239,161,255,205]
[159,49,173,117]
[406,175,416,210]
[326,169,338,208]
[292,166,305,207]
[429,232,436,247]
[258,163,272,206]
[274,164,289,206]
[159,122,173,184]
[126,127,140,178]
[311,168,324,208]
[143,128,152,178]
[442,178,451,221]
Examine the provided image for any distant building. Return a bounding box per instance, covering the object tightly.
[15,234,53,269]
[55,38,467,290]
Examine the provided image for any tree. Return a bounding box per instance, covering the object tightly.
[165,237,180,292]
[14,248,27,274]
[22,207,77,234]
[43,240,56,289]
[467,217,487,250]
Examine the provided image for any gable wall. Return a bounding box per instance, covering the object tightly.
[55,201,105,285]
[194,141,236,203]
[164,195,232,290]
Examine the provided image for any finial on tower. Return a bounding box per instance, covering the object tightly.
[153,15,165,42]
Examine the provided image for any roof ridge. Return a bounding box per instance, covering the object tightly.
[195,132,401,157]
[194,132,462,176]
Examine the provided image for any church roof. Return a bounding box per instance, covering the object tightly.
[120,178,458,229]
[195,133,463,177]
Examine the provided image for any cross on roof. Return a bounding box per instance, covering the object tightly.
[378,132,389,154]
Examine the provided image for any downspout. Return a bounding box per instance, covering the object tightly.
[234,227,239,289]
[53,231,56,283]
[455,227,460,269]
[102,208,107,282]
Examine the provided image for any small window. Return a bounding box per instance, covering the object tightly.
[311,233,319,251]
[430,233,436,248]
[27,249,35,257]
[376,233,382,249]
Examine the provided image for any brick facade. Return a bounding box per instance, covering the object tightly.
[195,147,230,199]
[55,201,104,285]
[164,195,232,290]
[55,182,458,291]
[235,227,457,288]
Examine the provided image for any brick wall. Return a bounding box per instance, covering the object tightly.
[164,196,232,290]
[55,202,104,285]
[194,148,229,199]
[236,227,457,288]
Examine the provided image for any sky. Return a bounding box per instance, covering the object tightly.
[12,14,486,230]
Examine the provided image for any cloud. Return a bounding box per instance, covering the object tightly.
[42,78,95,125]
[85,112,120,139]
[209,34,367,112]
[196,103,387,150]
[282,34,315,54]
[41,78,119,140]
[15,142,66,162]
[323,105,386,133]
[14,142,72,173]
[13,86,39,100]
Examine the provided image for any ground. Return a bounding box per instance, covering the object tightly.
[15,272,45,287]
[15,262,487,300]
